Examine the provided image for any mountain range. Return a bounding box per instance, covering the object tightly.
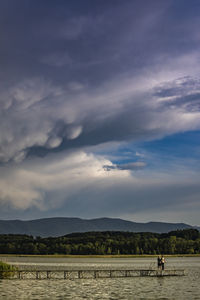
[0,217,199,237]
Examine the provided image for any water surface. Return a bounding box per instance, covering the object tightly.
[0,256,199,299]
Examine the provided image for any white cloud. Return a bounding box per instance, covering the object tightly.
[0,150,199,226]
[0,151,129,210]
[136,152,145,158]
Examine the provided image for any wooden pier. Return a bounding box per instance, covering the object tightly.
[0,269,185,280]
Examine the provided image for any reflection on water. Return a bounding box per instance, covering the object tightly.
[0,257,200,299]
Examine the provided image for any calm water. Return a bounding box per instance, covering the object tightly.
[0,256,200,299]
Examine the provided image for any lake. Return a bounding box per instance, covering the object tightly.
[0,256,200,299]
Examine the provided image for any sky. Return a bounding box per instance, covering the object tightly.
[0,0,200,225]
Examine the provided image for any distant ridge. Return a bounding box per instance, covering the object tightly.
[0,217,199,237]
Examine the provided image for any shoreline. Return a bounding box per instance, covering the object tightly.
[1,254,200,258]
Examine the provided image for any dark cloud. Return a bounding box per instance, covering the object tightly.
[1,74,199,163]
[0,0,200,223]
[104,162,146,171]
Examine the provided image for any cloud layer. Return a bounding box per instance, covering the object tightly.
[1,150,200,225]
[0,0,200,224]
[1,73,200,163]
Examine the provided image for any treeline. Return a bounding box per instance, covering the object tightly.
[0,229,200,255]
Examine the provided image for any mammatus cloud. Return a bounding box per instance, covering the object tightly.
[1,73,200,163]
[66,125,83,140]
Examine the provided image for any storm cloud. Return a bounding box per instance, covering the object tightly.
[0,0,200,224]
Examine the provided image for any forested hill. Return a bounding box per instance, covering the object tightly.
[0,217,197,237]
[0,229,200,255]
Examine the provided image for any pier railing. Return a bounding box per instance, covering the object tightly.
[0,269,185,279]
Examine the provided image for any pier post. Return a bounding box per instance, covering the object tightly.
[18,271,22,279]
[47,271,50,279]
[78,271,82,279]
[36,271,40,279]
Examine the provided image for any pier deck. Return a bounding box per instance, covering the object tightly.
[0,269,185,279]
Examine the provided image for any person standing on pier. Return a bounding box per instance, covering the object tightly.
[161,255,165,270]
[157,256,162,270]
